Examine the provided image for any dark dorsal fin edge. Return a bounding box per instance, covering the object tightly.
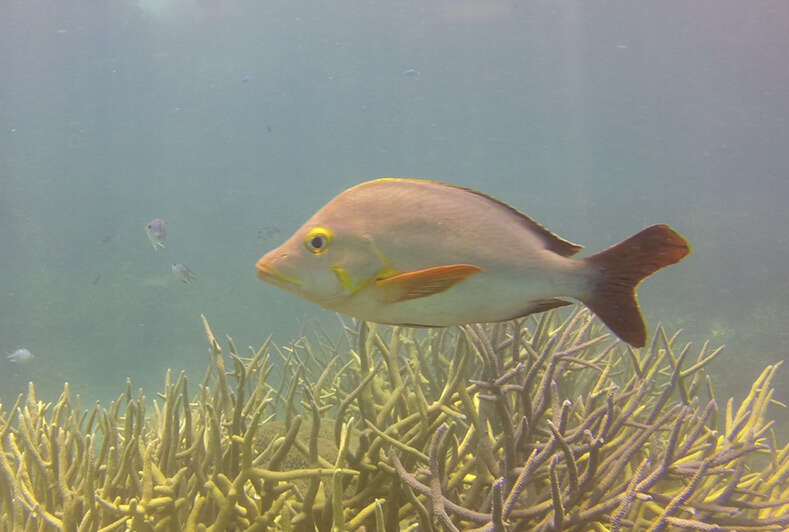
[376,177,584,257]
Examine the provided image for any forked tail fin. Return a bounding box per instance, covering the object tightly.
[581,224,690,347]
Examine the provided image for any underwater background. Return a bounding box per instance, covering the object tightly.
[1,0,787,432]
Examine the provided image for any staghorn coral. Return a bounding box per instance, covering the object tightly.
[0,307,787,531]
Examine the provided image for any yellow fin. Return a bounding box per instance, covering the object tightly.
[376,264,482,303]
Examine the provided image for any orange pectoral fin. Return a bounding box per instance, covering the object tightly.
[376,264,483,304]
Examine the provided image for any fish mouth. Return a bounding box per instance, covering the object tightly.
[256,258,302,287]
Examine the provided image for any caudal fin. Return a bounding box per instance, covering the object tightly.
[581,224,690,347]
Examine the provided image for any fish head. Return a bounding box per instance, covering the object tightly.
[256,217,380,308]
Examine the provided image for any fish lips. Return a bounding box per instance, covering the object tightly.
[256,254,302,290]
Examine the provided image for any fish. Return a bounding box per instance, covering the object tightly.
[257,225,282,241]
[172,263,196,283]
[255,178,690,347]
[145,218,167,250]
[6,348,34,363]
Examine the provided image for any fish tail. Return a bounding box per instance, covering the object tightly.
[581,224,690,347]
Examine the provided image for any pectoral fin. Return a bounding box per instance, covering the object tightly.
[376,264,482,304]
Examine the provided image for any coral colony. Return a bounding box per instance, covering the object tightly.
[1,307,787,530]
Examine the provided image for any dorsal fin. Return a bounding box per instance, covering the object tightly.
[370,178,583,257]
[449,183,583,257]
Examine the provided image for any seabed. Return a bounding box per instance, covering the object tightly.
[0,306,787,531]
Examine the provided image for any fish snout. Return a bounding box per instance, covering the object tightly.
[256,251,301,287]
[255,257,275,281]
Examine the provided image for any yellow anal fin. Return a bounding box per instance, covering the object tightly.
[376,264,482,304]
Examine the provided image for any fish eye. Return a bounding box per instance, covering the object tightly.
[304,226,333,254]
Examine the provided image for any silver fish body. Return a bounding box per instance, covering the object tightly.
[256,178,690,346]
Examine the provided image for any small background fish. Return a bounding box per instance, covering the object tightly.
[6,348,34,363]
[172,263,196,283]
[145,218,167,250]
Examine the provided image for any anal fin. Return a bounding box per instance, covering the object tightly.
[510,298,573,319]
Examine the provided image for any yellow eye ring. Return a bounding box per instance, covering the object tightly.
[304,226,333,254]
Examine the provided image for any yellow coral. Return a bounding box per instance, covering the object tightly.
[0,307,786,531]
